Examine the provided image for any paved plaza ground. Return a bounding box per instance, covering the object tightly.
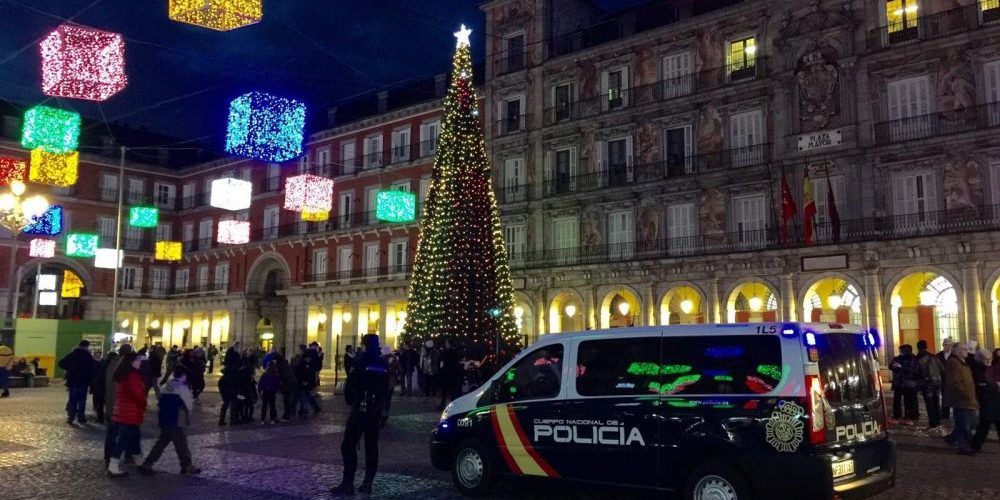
[0,384,998,499]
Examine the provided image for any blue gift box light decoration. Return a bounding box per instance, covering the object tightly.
[23,205,63,235]
[224,92,306,162]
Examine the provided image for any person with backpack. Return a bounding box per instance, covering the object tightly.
[916,340,945,433]
[137,365,201,475]
[330,334,389,496]
[890,344,919,425]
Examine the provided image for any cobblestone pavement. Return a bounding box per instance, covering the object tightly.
[0,386,998,499]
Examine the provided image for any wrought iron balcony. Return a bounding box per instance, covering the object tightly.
[874,102,1000,144]
[867,3,998,51]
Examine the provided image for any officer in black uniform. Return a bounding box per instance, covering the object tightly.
[331,334,389,496]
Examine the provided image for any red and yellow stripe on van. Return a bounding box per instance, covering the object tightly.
[490,404,559,478]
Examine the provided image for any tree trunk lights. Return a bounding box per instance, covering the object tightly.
[401,27,521,363]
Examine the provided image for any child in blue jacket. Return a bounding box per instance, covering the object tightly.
[137,366,201,475]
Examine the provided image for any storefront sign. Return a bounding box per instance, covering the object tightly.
[797,129,842,152]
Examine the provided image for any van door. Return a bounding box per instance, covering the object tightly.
[558,335,662,488]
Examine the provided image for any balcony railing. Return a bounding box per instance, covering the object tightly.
[495,52,526,76]
[874,102,1000,144]
[868,3,997,50]
[542,58,769,126]
[498,184,530,204]
[304,264,412,284]
[495,114,529,137]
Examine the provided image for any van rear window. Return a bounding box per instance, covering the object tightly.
[576,335,783,397]
[817,333,879,403]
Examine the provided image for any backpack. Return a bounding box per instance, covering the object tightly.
[918,353,944,387]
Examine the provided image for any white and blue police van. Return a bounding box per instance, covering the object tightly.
[431,323,895,499]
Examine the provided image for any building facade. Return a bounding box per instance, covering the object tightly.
[481,0,1000,358]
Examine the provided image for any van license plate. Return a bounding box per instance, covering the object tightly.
[832,459,855,478]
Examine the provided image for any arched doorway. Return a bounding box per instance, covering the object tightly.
[660,285,705,325]
[15,262,88,320]
[803,277,862,325]
[727,280,778,323]
[247,254,290,350]
[599,288,641,329]
[548,290,584,334]
[992,276,1000,349]
[512,293,535,345]
[890,271,960,351]
[256,318,276,351]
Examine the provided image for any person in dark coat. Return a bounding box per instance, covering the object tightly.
[91,352,117,424]
[399,342,418,396]
[972,350,1000,452]
[276,353,297,421]
[258,362,280,423]
[937,337,954,419]
[58,340,96,425]
[889,344,919,425]
[223,342,242,373]
[295,354,320,418]
[438,341,462,411]
[916,340,945,432]
[185,347,207,399]
[207,344,219,374]
[217,367,240,426]
[238,360,257,423]
[943,342,978,455]
[147,345,163,386]
[330,334,389,496]
[160,346,180,385]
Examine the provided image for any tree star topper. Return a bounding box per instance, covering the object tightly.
[455,24,472,48]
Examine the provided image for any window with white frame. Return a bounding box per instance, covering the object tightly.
[885,0,920,34]
[388,239,408,276]
[886,75,932,140]
[552,82,575,121]
[338,246,353,280]
[812,176,846,237]
[364,134,383,168]
[151,267,170,294]
[726,36,758,81]
[341,141,357,173]
[101,174,119,202]
[263,205,279,239]
[504,32,525,72]
[548,147,577,193]
[99,217,116,243]
[504,223,526,263]
[502,158,525,203]
[664,125,693,175]
[420,121,440,157]
[502,96,524,134]
[175,268,189,292]
[662,51,693,97]
[298,156,308,174]
[419,177,431,204]
[202,177,214,201]
[602,67,629,110]
[732,194,767,246]
[893,171,937,228]
[182,222,194,244]
[606,209,634,259]
[364,243,379,276]
[198,218,213,247]
[391,127,411,162]
[312,248,328,279]
[121,266,142,294]
[125,226,142,250]
[154,183,175,208]
[156,223,172,242]
[197,265,209,289]
[551,216,578,258]
[266,163,281,190]
[599,136,634,186]
[729,110,764,167]
[984,60,1000,124]
[214,262,229,290]
[667,203,697,253]
[315,149,330,177]
[182,182,195,208]
[366,186,380,222]
[339,191,354,226]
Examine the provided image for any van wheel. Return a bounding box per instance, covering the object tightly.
[451,439,496,497]
[685,461,754,500]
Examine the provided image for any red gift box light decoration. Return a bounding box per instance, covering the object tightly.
[0,157,27,186]
[40,24,127,102]
[283,174,333,212]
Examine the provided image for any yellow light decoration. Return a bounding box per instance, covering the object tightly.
[61,269,83,298]
[29,148,78,187]
[168,0,263,32]
[155,241,183,261]
[301,209,329,222]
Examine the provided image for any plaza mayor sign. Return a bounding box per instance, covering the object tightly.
[797,128,842,152]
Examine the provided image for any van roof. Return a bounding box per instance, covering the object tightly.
[529,322,864,347]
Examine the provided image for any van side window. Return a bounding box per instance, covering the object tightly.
[576,338,661,396]
[655,335,783,396]
[494,344,564,403]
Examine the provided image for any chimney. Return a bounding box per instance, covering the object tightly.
[327,106,338,127]
[377,91,390,113]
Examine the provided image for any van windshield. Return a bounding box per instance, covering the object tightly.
[817,333,879,404]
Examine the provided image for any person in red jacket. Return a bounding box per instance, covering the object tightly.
[108,351,148,478]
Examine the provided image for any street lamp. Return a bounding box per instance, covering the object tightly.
[0,180,50,333]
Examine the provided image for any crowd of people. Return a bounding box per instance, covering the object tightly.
[890,337,1000,455]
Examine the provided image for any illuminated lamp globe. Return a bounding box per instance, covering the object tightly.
[748,296,763,312]
[513,307,524,319]
[182,319,191,329]
[342,312,352,323]
[564,304,577,318]
[919,290,936,307]
[0,193,16,211]
[680,299,694,315]
[201,318,209,328]
[617,300,631,316]
[22,196,50,219]
[10,180,25,196]
[828,295,843,310]
[120,319,129,328]
[317,313,327,324]
[369,309,380,322]
[150,320,161,329]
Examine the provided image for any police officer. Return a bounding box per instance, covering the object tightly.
[331,334,389,496]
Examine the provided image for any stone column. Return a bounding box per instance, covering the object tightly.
[378,299,388,345]
[533,290,546,337]
[643,284,655,326]
[781,274,796,322]
[585,287,597,330]
[325,303,335,369]
[864,271,888,360]
[709,278,722,323]
[962,262,984,346]
[350,301,362,349]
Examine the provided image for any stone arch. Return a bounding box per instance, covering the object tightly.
[598,285,642,329]
[512,291,536,345]
[547,288,585,334]
[659,282,707,325]
[884,266,965,357]
[246,252,291,296]
[15,256,93,319]
[988,268,1000,350]
[18,256,94,289]
[725,278,780,323]
[798,272,866,325]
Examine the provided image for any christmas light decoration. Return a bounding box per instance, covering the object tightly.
[21,105,81,153]
[217,219,250,244]
[29,238,56,258]
[210,178,252,211]
[29,149,79,187]
[40,24,127,101]
[400,27,521,363]
[376,190,416,223]
[0,157,27,185]
[39,291,58,306]
[62,269,83,298]
[155,241,183,261]
[23,205,63,235]
[168,0,263,32]
[66,233,98,257]
[283,174,333,212]
[300,210,328,222]
[225,92,306,162]
[128,206,159,228]
[37,274,57,291]
[94,248,124,269]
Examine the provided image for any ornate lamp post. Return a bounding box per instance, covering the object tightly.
[0,180,50,336]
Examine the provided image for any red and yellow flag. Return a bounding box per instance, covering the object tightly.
[803,177,817,245]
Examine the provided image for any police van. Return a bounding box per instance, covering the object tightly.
[430,323,895,499]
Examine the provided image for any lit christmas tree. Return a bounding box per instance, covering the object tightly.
[401,25,520,364]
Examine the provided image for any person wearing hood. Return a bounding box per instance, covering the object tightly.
[138,365,201,476]
[330,334,389,496]
[58,340,97,425]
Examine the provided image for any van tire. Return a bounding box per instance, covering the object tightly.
[451,439,496,497]
[685,461,754,500]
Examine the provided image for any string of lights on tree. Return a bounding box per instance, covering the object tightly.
[400,26,520,363]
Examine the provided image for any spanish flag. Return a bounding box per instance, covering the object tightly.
[803,176,816,246]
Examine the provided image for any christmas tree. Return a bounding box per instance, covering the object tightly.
[401,25,520,364]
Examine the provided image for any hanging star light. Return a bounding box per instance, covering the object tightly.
[210,178,252,211]
[94,248,123,269]
[217,219,250,244]
[155,241,183,261]
[283,174,333,212]
[300,209,328,222]
[29,238,56,258]
[21,105,81,153]
[0,157,27,185]
[29,149,79,187]
[61,269,83,298]
[66,232,98,257]
[376,190,416,223]
[40,24,127,101]
[23,205,64,236]
[168,0,263,32]
[128,206,159,228]
[225,92,306,162]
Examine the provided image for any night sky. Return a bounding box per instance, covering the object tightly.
[0,0,644,150]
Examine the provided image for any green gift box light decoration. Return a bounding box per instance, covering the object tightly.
[376,190,416,223]
[66,233,98,257]
[21,105,81,154]
[129,206,159,228]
